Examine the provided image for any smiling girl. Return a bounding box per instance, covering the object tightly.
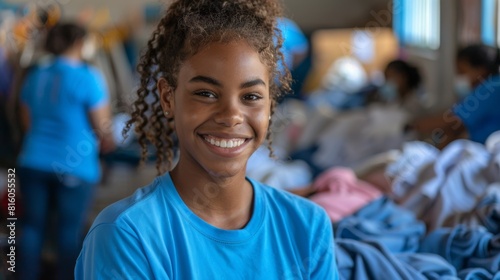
[75,0,338,279]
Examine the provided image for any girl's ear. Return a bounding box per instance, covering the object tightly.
[158,78,175,118]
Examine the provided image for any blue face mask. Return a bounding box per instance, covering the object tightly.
[454,75,472,99]
[379,81,398,102]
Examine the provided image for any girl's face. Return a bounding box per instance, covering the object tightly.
[159,40,271,178]
[456,59,489,88]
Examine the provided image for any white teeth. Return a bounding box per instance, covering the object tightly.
[203,135,246,149]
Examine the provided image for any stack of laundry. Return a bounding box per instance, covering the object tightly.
[304,132,500,280]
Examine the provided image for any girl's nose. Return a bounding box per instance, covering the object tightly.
[213,98,244,127]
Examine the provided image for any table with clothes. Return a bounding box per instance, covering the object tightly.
[247,131,500,280]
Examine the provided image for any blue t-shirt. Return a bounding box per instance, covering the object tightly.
[75,173,338,279]
[18,57,108,183]
[452,75,500,144]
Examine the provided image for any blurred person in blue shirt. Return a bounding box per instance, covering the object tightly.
[17,22,114,280]
[277,17,309,98]
[412,44,500,147]
[278,17,309,71]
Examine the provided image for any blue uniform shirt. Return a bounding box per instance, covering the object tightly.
[277,17,308,70]
[75,173,338,279]
[453,75,500,144]
[18,57,108,183]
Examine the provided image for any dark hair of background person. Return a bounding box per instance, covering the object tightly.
[386,59,422,90]
[123,0,292,174]
[44,22,87,56]
[457,44,500,75]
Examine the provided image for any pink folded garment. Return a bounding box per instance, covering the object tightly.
[309,167,382,222]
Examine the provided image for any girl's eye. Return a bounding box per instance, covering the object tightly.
[194,91,217,98]
[243,93,263,101]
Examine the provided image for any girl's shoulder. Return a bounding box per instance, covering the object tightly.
[90,177,165,228]
[251,178,330,227]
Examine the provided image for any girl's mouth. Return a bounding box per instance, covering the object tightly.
[202,135,247,149]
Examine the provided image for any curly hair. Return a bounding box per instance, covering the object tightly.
[124,0,292,174]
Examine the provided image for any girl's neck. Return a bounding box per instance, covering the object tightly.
[169,163,254,230]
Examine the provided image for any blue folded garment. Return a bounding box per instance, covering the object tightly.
[458,268,500,280]
[336,239,458,280]
[335,197,426,253]
[419,225,500,275]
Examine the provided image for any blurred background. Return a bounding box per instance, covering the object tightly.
[1,0,500,279]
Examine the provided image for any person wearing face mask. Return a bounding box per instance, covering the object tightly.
[16,22,115,280]
[378,60,424,118]
[412,44,500,147]
[454,75,472,100]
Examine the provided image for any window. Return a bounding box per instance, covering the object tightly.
[481,0,497,46]
[393,0,440,49]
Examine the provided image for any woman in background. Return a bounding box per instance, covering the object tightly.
[17,22,114,279]
[413,44,500,147]
[379,60,422,110]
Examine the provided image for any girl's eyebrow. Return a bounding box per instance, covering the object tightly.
[189,75,266,88]
[241,79,266,89]
[189,75,221,87]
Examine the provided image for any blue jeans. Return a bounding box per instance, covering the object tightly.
[18,167,96,280]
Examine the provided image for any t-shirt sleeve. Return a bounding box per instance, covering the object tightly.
[75,223,158,280]
[310,208,339,280]
[452,83,497,129]
[85,68,109,110]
